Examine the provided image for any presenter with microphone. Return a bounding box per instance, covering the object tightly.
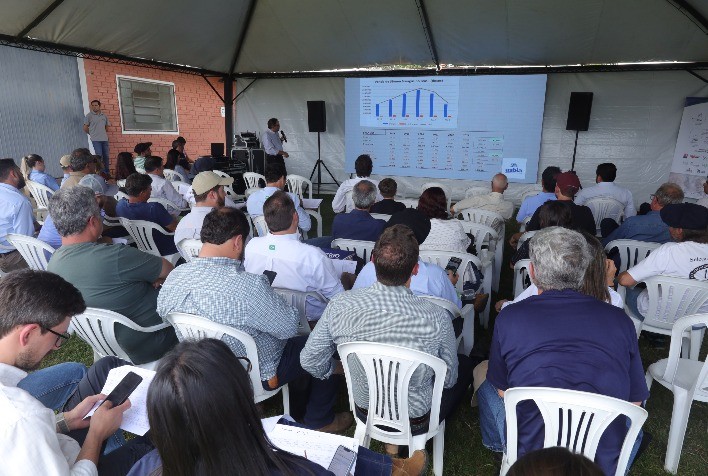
[263,117,289,174]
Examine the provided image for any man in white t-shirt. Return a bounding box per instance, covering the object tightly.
[575,162,636,218]
[331,154,382,213]
[619,203,708,319]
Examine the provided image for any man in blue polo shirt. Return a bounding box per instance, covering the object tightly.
[331,180,386,242]
[477,227,648,475]
[516,166,560,223]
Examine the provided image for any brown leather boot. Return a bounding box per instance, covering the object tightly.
[316,412,354,434]
[391,449,428,476]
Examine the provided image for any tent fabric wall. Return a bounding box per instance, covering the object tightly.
[235,71,708,206]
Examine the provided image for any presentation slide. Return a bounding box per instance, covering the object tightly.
[344,75,547,183]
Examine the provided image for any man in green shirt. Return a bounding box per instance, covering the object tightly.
[47,186,177,364]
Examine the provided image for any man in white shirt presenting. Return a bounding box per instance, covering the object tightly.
[331,154,382,213]
[575,162,636,218]
[262,117,289,174]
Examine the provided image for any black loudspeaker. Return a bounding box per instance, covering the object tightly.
[307,100,326,132]
[566,92,593,131]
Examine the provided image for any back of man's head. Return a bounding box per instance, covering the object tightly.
[0,158,19,182]
[263,190,295,232]
[144,156,163,174]
[0,270,86,341]
[355,154,373,177]
[541,166,561,192]
[200,207,249,246]
[373,224,418,286]
[124,172,153,197]
[70,148,93,172]
[353,180,377,210]
[529,227,590,292]
[596,163,617,182]
[654,183,684,208]
[378,178,397,198]
[264,163,286,185]
[49,186,101,237]
[491,173,508,193]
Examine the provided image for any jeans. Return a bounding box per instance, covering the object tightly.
[624,286,645,321]
[17,362,87,411]
[92,141,110,173]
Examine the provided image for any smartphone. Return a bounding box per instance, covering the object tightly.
[102,371,143,407]
[263,270,278,285]
[445,257,462,273]
[327,445,357,476]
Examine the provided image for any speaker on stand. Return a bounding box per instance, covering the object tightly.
[307,100,339,193]
[566,92,593,171]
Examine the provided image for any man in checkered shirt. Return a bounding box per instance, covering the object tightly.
[157,207,350,433]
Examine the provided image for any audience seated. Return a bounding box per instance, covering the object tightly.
[510,201,572,267]
[247,163,311,233]
[127,339,426,476]
[24,154,59,191]
[133,142,151,170]
[115,173,179,256]
[516,166,560,223]
[331,154,382,213]
[332,180,386,241]
[158,207,350,432]
[143,156,189,212]
[48,186,177,364]
[170,140,193,181]
[575,162,636,218]
[59,154,72,186]
[245,191,344,321]
[619,202,708,319]
[602,182,684,245]
[477,227,648,475]
[0,270,154,475]
[370,178,406,215]
[0,159,34,272]
[174,171,231,246]
[417,187,471,253]
[61,149,96,189]
[164,148,189,183]
[451,173,514,219]
[507,447,603,476]
[114,151,137,181]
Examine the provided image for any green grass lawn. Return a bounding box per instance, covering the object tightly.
[41,195,707,475]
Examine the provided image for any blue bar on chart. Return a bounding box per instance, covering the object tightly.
[376,104,379,117]
[444,104,448,118]
[388,100,392,117]
[416,90,420,117]
[429,93,434,117]
[402,93,407,117]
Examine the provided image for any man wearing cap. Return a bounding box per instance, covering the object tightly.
[247,163,311,233]
[59,155,72,186]
[133,143,152,170]
[575,163,636,219]
[525,171,595,235]
[144,156,189,214]
[174,171,231,252]
[0,159,35,272]
[61,149,96,189]
[83,100,111,174]
[619,202,708,319]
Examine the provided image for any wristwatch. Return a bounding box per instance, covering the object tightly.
[55,412,70,434]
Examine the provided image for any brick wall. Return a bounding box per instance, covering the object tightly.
[83,59,229,172]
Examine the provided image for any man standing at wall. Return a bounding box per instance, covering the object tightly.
[83,100,111,174]
[262,118,289,173]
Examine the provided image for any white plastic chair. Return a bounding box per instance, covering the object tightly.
[369,213,391,221]
[164,312,289,412]
[512,259,532,298]
[25,180,54,223]
[604,239,660,274]
[176,238,203,262]
[400,198,419,209]
[172,180,193,197]
[519,215,532,233]
[585,197,625,236]
[273,287,328,335]
[422,295,474,354]
[251,215,269,237]
[331,238,375,262]
[458,219,501,296]
[243,172,265,189]
[625,275,708,359]
[116,179,126,188]
[71,307,170,370]
[464,186,489,199]
[162,169,183,182]
[516,230,537,250]
[501,387,648,476]
[212,170,239,198]
[148,197,189,215]
[338,342,448,476]
[421,182,451,211]
[114,190,129,202]
[136,167,146,174]
[457,209,505,291]
[286,174,323,238]
[117,218,180,265]
[6,234,55,270]
[645,312,708,474]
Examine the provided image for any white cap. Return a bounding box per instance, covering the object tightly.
[78,174,106,195]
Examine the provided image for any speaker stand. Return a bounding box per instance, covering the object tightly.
[570,130,579,171]
[309,132,339,193]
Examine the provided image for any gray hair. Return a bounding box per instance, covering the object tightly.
[529,227,590,292]
[49,186,101,237]
[654,183,684,206]
[353,180,377,209]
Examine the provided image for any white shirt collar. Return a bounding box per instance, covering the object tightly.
[268,232,300,241]
[0,363,27,387]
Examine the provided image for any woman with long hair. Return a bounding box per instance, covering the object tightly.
[417,187,471,253]
[165,148,189,182]
[128,339,426,476]
[510,200,572,267]
[114,152,137,180]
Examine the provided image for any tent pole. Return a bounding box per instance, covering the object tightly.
[224,76,234,153]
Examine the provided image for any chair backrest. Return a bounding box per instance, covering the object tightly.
[503,387,648,476]
[116,179,126,188]
[517,230,537,250]
[286,174,312,200]
[464,186,489,199]
[519,215,532,232]
[457,208,504,231]
[421,182,451,211]
[273,287,328,335]
[148,197,185,214]
[657,313,708,392]
[457,220,499,255]
[176,238,203,262]
[513,259,532,298]
[136,167,146,174]
[640,275,708,331]
[331,238,375,262]
[338,341,447,446]
[162,169,183,182]
[251,215,269,237]
[400,198,418,209]
[420,295,462,320]
[585,197,624,232]
[604,239,660,273]
[25,180,54,209]
[164,312,279,403]
[211,170,237,196]
[369,213,392,221]
[115,191,129,202]
[172,181,193,197]
[118,218,172,257]
[243,172,265,189]
[419,250,483,294]
[6,234,55,270]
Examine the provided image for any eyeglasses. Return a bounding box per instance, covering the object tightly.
[236,356,252,373]
[40,326,71,348]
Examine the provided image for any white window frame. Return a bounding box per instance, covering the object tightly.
[116,75,179,135]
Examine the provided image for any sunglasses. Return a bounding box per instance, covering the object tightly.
[40,326,71,348]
